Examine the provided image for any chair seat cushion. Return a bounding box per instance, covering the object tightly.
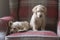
[6,31,57,37]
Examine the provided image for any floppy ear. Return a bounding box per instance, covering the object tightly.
[43,6,47,15]
[8,21,13,27]
[43,7,47,15]
[32,6,37,13]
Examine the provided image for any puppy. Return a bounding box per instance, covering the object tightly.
[9,21,30,33]
[30,5,47,31]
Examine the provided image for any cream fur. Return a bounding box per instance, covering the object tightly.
[30,5,47,31]
[9,21,30,33]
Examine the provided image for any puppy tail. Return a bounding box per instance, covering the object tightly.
[9,21,13,27]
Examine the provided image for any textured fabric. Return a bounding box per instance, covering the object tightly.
[5,31,57,40]
[0,19,8,32]
[47,0,57,18]
[46,0,58,32]
[19,0,31,21]
[0,16,14,33]
[9,0,18,20]
[47,0,58,25]
[0,16,14,21]
[7,31,56,37]
[5,36,57,40]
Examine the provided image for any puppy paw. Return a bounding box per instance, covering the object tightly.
[33,29,38,31]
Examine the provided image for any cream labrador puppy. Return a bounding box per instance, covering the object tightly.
[30,5,47,31]
[9,21,30,33]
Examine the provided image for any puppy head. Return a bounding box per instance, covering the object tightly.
[9,21,20,33]
[32,5,47,15]
[10,25,24,33]
[8,21,17,33]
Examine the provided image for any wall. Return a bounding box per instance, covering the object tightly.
[0,0,10,18]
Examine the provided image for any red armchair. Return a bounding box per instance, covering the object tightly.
[0,0,59,40]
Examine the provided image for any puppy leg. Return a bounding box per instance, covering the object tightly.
[32,25,38,31]
[41,19,46,30]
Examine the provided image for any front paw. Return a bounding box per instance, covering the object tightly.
[33,29,38,31]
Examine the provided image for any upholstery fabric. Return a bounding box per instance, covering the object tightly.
[9,0,18,20]
[19,0,32,21]
[47,0,57,18]
[0,19,8,31]
[5,31,57,40]
[5,36,57,40]
[46,0,58,32]
[0,16,14,21]
[0,16,14,39]
[7,31,57,37]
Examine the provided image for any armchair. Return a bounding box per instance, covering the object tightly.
[0,0,59,40]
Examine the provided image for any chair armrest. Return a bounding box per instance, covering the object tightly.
[0,16,14,21]
[57,21,60,36]
[0,16,14,40]
[0,16,14,34]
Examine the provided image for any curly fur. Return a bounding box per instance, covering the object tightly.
[30,5,47,31]
[9,21,30,33]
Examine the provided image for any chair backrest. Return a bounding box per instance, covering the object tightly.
[46,0,58,33]
[9,0,58,32]
[9,0,18,21]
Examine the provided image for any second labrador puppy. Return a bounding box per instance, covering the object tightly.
[9,21,30,33]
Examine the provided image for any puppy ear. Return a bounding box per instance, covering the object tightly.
[32,6,37,13]
[8,21,13,27]
[43,7,47,15]
[45,7,47,15]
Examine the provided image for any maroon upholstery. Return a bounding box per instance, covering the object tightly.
[7,31,57,37]
[5,31,57,40]
[0,0,59,40]
[9,0,18,20]
[47,0,57,18]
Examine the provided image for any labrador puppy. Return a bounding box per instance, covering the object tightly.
[30,5,47,31]
[9,21,30,33]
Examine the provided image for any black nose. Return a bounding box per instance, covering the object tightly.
[40,15,42,18]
